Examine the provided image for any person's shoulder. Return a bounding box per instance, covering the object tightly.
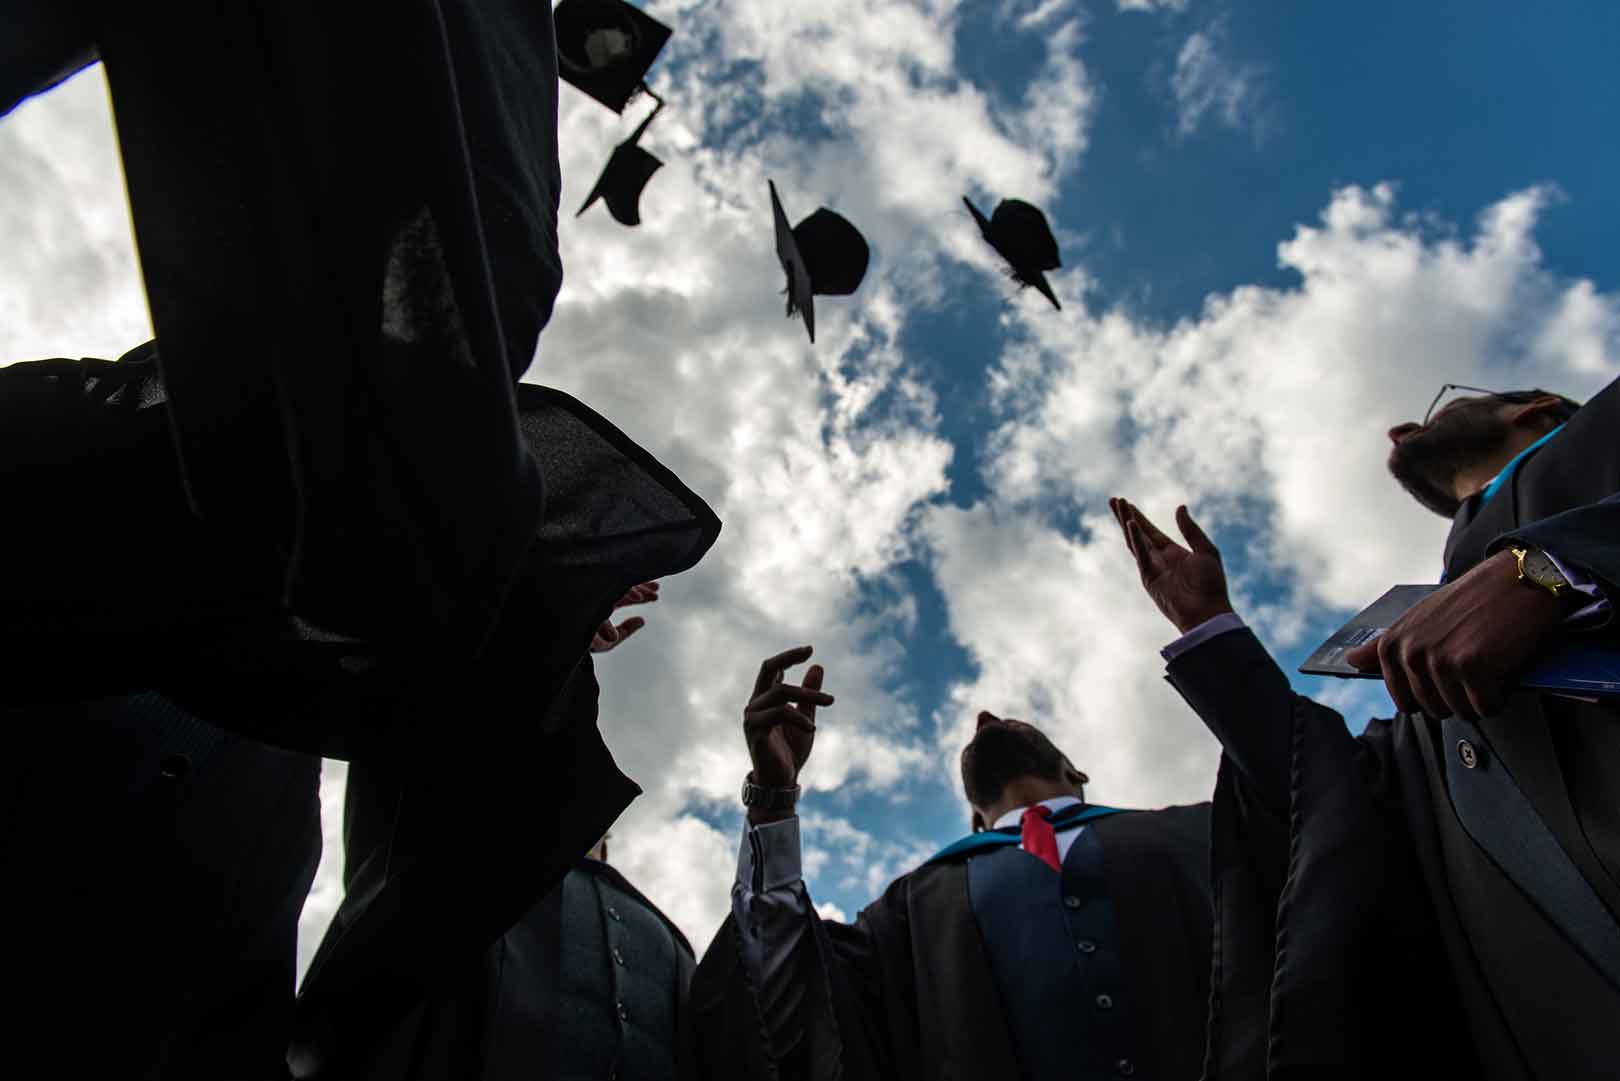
[1119,802,1212,835]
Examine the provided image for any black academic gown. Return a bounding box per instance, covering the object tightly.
[1174,376,1620,1080]
[690,805,1213,1081]
[339,855,698,1081]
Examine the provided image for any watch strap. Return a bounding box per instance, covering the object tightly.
[742,773,800,811]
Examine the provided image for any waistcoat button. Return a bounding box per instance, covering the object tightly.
[607,906,623,921]
[159,754,191,780]
[1117,1059,1135,1076]
[612,946,626,966]
[1063,896,1081,909]
[1096,993,1113,1009]
[1077,940,1097,954]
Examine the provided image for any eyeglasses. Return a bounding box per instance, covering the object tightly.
[1421,384,1541,427]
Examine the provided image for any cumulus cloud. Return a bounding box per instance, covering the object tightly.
[1168,22,1265,140]
[923,181,1620,806]
[0,67,151,364]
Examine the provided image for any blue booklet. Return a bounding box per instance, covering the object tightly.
[1299,584,1620,698]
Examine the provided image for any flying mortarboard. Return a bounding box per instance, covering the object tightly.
[963,196,1063,311]
[577,94,665,226]
[769,180,870,344]
[554,0,674,114]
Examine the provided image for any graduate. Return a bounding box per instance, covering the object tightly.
[1110,375,1620,1080]
[691,647,1214,1081]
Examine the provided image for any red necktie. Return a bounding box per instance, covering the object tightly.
[1020,804,1062,873]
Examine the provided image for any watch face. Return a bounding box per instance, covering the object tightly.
[1524,548,1566,588]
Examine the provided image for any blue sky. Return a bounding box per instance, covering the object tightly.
[4,0,1619,957]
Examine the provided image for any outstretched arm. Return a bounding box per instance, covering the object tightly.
[1108,498,1296,814]
[730,647,835,1068]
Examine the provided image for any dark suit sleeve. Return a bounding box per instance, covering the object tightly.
[690,890,895,1081]
[1164,627,1299,818]
[1491,491,1620,599]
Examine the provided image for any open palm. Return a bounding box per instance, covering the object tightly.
[1109,498,1234,634]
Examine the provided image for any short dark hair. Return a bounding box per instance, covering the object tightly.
[960,721,1068,808]
[1493,388,1582,425]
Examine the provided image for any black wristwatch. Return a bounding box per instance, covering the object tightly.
[741,773,800,812]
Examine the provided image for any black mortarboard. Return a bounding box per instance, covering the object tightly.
[554,0,674,114]
[770,180,870,344]
[577,96,665,226]
[963,196,1063,311]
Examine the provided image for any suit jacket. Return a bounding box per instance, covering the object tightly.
[1173,375,1620,1079]
[690,805,1213,1081]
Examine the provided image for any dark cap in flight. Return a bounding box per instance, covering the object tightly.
[963,196,1062,311]
[555,0,674,113]
[770,180,870,344]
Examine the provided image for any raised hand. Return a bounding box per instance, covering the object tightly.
[1108,498,1235,634]
[743,646,834,799]
[591,580,660,654]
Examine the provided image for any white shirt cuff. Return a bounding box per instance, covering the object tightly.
[1543,550,1611,622]
[1161,611,1247,662]
[737,816,803,894]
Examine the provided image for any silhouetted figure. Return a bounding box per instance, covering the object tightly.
[1112,376,1620,1080]
[964,196,1063,311]
[4,3,721,1074]
[769,181,871,344]
[328,607,702,1081]
[691,647,1213,1081]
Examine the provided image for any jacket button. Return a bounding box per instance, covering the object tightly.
[616,1000,628,1022]
[1117,1059,1135,1076]
[159,754,191,780]
[612,946,626,966]
[607,906,623,922]
[1077,940,1097,954]
[1457,739,1480,769]
[1063,896,1081,909]
[1096,993,1114,1009]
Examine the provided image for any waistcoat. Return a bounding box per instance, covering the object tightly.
[967,826,1139,1081]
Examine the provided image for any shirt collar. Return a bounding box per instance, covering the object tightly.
[1479,423,1564,505]
[992,794,1082,831]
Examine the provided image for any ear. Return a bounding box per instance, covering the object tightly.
[970,809,986,833]
[1508,395,1568,432]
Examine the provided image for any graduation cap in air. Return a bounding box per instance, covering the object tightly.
[963,196,1063,311]
[770,180,870,344]
[554,0,674,114]
[577,94,665,226]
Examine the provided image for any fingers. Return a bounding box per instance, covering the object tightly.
[1343,639,1381,672]
[748,680,836,714]
[1125,500,1174,549]
[753,645,813,698]
[1176,505,1220,559]
[1125,519,1161,580]
[614,581,661,608]
[800,665,825,725]
[744,706,817,735]
[1375,634,1424,717]
[614,616,645,642]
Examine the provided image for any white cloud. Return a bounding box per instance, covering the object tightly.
[0,67,151,365]
[1169,23,1264,140]
[1119,0,1190,11]
[923,181,1620,808]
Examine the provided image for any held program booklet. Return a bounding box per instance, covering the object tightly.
[1300,584,1620,698]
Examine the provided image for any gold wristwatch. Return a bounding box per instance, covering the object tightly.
[1509,545,1572,598]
